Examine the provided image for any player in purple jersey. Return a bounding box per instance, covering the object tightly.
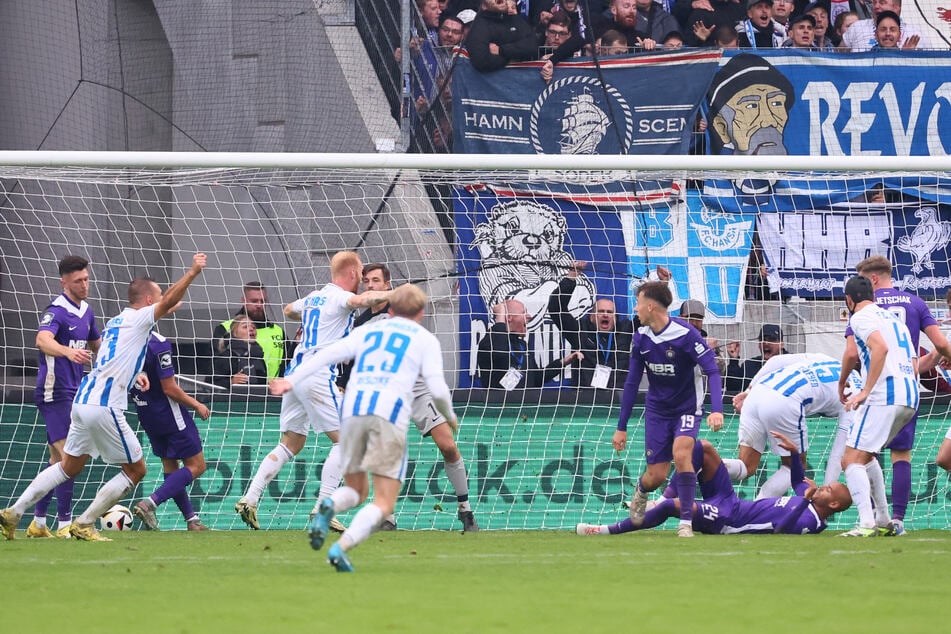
[1,254,207,542]
[838,256,951,535]
[28,255,102,539]
[130,332,212,531]
[613,281,724,537]
[577,432,852,536]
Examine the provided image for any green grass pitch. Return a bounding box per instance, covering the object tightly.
[4,528,949,633]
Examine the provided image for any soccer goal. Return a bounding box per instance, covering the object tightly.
[1,151,950,531]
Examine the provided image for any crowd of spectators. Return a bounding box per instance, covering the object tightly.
[398,0,943,153]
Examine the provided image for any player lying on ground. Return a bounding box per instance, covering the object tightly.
[577,432,852,536]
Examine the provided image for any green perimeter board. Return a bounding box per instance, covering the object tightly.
[2,400,950,530]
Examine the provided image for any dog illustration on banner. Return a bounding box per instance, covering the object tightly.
[896,207,951,274]
[471,199,595,330]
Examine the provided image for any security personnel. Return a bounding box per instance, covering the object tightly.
[213,281,287,378]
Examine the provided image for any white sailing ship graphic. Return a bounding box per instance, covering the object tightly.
[559,89,610,155]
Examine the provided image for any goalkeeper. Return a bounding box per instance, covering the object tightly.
[577,432,852,536]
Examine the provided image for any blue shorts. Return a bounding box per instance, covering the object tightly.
[37,399,72,445]
[144,423,203,460]
[644,412,700,465]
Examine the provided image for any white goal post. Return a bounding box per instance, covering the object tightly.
[2,151,951,532]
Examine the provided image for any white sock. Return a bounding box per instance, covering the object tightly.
[845,463,874,528]
[77,472,134,526]
[756,465,791,499]
[865,459,889,527]
[330,485,361,514]
[339,503,383,551]
[245,443,294,505]
[33,515,48,529]
[317,443,344,501]
[445,458,470,498]
[13,464,69,516]
[723,458,749,482]
[824,426,848,484]
[57,519,71,530]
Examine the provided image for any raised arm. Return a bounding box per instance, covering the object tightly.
[154,253,207,321]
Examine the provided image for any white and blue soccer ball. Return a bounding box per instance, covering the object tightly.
[100,504,134,531]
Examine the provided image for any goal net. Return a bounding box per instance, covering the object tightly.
[2,152,950,532]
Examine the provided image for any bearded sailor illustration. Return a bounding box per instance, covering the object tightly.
[471,200,595,330]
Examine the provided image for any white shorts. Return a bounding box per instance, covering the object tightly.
[339,414,409,481]
[847,403,915,453]
[946,423,951,442]
[65,403,144,465]
[737,387,809,455]
[281,372,341,436]
[410,382,446,436]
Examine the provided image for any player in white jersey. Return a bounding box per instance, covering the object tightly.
[723,353,856,499]
[270,283,457,572]
[333,263,478,532]
[1,253,208,541]
[235,251,391,530]
[838,276,918,537]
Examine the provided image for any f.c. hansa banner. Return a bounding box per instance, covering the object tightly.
[700,49,951,299]
[452,50,720,156]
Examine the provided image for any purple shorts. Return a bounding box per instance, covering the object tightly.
[144,423,202,460]
[885,411,917,452]
[644,412,701,465]
[692,463,739,534]
[37,400,72,445]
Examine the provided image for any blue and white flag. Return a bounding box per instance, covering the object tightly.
[455,188,630,388]
[453,51,720,156]
[626,191,754,322]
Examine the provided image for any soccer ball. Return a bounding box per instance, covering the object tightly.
[100,505,134,531]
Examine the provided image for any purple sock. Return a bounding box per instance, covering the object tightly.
[661,484,676,499]
[149,467,194,507]
[609,498,678,533]
[34,463,55,518]
[891,460,911,520]
[167,472,197,521]
[676,471,697,521]
[692,440,704,473]
[54,478,75,522]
